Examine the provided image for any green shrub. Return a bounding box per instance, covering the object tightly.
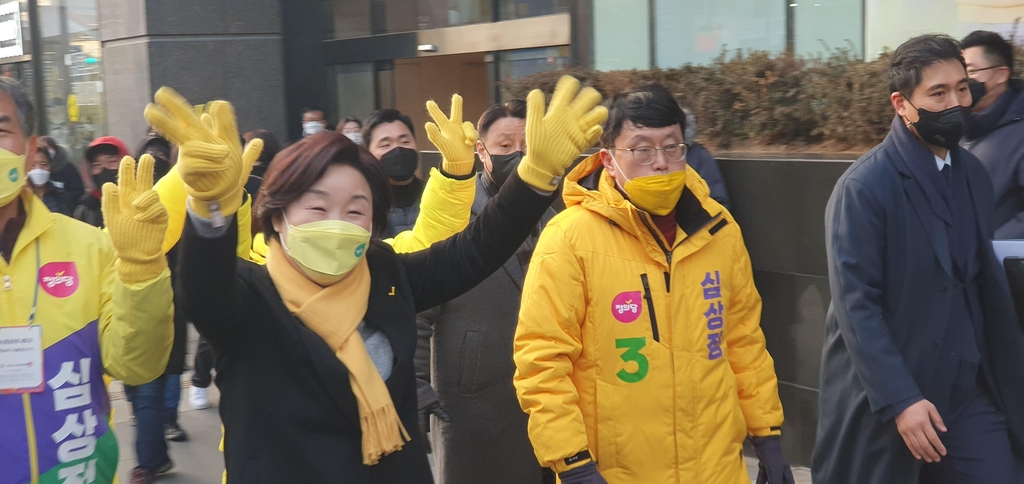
[509,44,1024,152]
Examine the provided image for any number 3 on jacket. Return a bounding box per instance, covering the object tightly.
[616,337,648,383]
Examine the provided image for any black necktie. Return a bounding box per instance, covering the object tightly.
[941,163,952,187]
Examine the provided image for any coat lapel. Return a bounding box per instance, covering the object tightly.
[901,175,954,278]
[885,123,955,279]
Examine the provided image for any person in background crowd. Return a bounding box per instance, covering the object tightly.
[125,247,192,484]
[0,76,174,484]
[242,129,282,200]
[153,77,604,483]
[137,135,173,183]
[123,133,191,484]
[339,116,363,145]
[813,35,1024,484]
[363,109,425,238]
[513,83,792,484]
[415,98,557,484]
[27,146,73,215]
[961,30,1024,239]
[302,105,328,137]
[39,135,84,202]
[682,108,731,209]
[74,136,130,227]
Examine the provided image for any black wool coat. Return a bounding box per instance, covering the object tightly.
[178,171,554,484]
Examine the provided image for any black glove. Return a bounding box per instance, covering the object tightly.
[418,400,452,435]
[750,436,795,484]
[558,462,608,484]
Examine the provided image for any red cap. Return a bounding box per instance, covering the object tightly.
[85,136,130,162]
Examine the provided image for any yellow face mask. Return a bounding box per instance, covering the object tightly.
[610,152,687,216]
[281,214,371,286]
[0,147,26,207]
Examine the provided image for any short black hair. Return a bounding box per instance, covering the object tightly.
[340,116,362,128]
[247,129,282,165]
[887,34,966,98]
[477,99,527,138]
[962,30,1014,77]
[362,109,415,148]
[600,84,686,147]
[302,105,326,118]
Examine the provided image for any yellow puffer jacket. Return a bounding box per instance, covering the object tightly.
[513,154,783,484]
[0,192,173,484]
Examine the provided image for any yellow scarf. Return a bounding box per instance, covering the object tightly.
[266,239,410,465]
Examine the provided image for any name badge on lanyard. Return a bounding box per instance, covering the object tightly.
[0,240,44,394]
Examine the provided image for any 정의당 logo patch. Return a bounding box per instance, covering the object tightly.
[611,291,643,323]
[39,262,79,298]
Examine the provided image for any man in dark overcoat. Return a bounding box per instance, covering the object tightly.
[813,34,1024,484]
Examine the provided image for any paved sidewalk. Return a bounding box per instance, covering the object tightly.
[111,378,225,483]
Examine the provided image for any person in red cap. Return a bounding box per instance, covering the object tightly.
[73,136,130,227]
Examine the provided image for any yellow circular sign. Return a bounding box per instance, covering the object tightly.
[67,94,79,122]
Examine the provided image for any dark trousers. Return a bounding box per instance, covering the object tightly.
[919,387,1015,484]
[192,335,214,388]
[124,376,176,471]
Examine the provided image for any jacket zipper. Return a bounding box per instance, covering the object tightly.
[640,274,660,342]
[637,214,674,293]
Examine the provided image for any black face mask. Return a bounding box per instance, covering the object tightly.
[92,168,118,189]
[380,147,419,182]
[486,151,523,188]
[908,102,967,150]
[968,79,987,109]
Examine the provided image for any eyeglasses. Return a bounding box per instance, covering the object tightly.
[967,65,1006,76]
[608,143,688,166]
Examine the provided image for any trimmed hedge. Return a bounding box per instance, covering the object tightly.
[509,47,1024,152]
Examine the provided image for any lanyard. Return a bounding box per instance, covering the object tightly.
[28,239,39,325]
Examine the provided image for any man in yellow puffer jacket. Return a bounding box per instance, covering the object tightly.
[513,85,791,484]
[0,77,173,484]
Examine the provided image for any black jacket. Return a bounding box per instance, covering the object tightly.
[49,145,84,203]
[964,80,1024,238]
[162,246,188,375]
[686,142,731,209]
[812,118,1024,483]
[178,171,555,484]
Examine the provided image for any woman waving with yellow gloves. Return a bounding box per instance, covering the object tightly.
[144,76,605,483]
[148,91,482,484]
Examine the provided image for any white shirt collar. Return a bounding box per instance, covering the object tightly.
[935,151,952,171]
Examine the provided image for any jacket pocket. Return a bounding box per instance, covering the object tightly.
[458,331,481,394]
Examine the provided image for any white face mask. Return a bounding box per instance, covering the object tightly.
[27,169,49,186]
[344,132,363,145]
[303,121,326,136]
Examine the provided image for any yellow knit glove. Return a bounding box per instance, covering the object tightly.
[144,87,263,225]
[518,76,607,191]
[425,94,478,176]
[102,155,169,284]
